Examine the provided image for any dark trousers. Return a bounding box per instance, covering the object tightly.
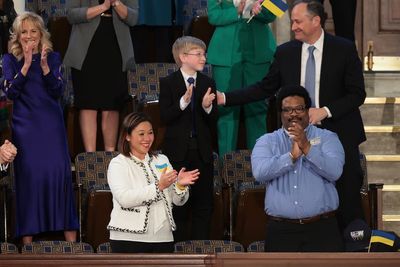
[265,217,344,252]
[336,146,364,231]
[110,240,174,253]
[171,146,214,242]
[318,0,357,41]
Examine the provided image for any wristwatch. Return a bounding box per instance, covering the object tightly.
[113,1,121,7]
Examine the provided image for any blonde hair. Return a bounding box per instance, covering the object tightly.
[9,11,53,60]
[172,36,206,66]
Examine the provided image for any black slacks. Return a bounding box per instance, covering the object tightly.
[171,146,214,242]
[109,240,174,253]
[335,146,364,231]
[265,216,344,252]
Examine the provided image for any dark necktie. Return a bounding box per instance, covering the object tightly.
[187,77,196,137]
[305,46,316,107]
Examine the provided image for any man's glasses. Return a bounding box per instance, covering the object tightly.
[281,105,306,114]
[184,52,207,58]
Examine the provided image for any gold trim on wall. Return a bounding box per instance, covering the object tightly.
[364,56,400,71]
[383,185,400,192]
[364,97,400,104]
[364,126,400,133]
[383,215,400,222]
[366,155,400,161]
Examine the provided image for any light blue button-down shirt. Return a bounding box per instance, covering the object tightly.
[251,125,345,219]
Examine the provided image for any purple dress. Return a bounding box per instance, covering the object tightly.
[1,52,79,237]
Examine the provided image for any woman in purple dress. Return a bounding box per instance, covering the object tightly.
[1,12,78,244]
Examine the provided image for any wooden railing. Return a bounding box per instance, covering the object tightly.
[1,253,400,267]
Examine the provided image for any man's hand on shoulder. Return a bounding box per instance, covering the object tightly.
[308,107,328,124]
[216,91,225,106]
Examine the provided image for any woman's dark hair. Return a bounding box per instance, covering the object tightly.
[276,85,312,110]
[117,112,156,157]
[293,0,327,28]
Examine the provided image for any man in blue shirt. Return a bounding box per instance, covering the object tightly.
[252,85,344,252]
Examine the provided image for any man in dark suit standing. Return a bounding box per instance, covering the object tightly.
[217,0,366,231]
[159,36,217,241]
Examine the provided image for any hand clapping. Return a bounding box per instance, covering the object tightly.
[288,122,311,159]
[202,87,215,109]
[40,45,50,75]
[102,0,112,9]
[21,40,35,75]
[158,168,178,191]
[237,0,246,15]
[158,167,200,191]
[183,83,193,103]
[0,140,17,164]
[176,167,200,187]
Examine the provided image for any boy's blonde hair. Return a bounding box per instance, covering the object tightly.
[9,11,53,60]
[172,36,206,66]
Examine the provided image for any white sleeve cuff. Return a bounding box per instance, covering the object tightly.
[180,96,190,110]
[323,106,332,118]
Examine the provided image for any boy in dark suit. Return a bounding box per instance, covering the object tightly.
[159,36,217,241]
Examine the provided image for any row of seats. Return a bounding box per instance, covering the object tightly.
[73,150,261,248]
[73,150,383,250]
[0,240,264,254]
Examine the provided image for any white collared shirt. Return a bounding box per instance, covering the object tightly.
[300,29,324,108]
[300,30,332,118]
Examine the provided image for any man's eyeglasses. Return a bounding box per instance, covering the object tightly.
[281,105,306,114]
[184,52,207,58]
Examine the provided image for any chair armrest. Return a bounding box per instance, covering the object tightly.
[368,183,384,229]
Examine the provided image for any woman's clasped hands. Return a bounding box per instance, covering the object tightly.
[158,167,200,191]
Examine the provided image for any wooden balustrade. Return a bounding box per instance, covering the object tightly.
[1,253,400,267]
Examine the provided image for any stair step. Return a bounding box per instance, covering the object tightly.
[365,155,400,185]
[361,130,400,155]
[382,191,400,214]
[360,126,400,154]
[361,97,400,125]
[364,72,400,97]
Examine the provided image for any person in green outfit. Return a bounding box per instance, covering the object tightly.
[207,0,276,157]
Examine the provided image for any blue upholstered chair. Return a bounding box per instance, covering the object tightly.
[247,240,265,252]
[74,151,119,247]
[0,242,18,254]
[21,241,94,254]
[96,242,112,254]
[221,150,255,191]
[359,152,384,229]
[174,240,244,254]
[128,63,178,103]
[128,63,212,104]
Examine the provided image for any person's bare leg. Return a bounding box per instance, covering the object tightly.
[64,230,77,242]
[22,236,33,245]
[101,110,119,151]
[79,109,98,152]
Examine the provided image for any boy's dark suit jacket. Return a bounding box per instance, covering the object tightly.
[159,70,217,163]
[226,33,366,149]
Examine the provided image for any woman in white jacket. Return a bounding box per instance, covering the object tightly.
[107,112,199,253]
